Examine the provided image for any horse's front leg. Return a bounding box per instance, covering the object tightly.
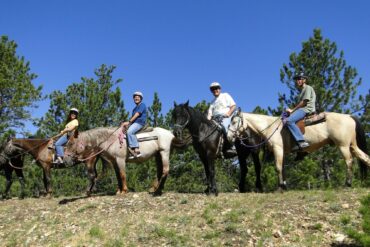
[236,141,248,193]
[41,163,53,197]
[2,166,13,199]
[85,156,98,196]
[15,165,26,199]
[115,157,128,195]
[151,151,170,196]
[273,146,286,191]
[206,150,218,196]
[198,152,212,195]
[252,151,263,193]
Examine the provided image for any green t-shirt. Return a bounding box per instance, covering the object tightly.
[298,84,316,114]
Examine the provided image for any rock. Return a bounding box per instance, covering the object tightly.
[341,203,349,209]
[273,230,282,238]
[334,233,346,242]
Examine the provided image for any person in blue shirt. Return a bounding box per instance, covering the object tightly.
[121,91,147,158]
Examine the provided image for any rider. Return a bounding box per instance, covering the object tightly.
[285,72,316,150]
[54,108,79,164]
[121,91,147,159]
[207,82,237,157]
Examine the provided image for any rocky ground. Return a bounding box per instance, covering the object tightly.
[0,188,368,247]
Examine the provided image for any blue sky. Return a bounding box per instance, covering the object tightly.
[1,0,369,133]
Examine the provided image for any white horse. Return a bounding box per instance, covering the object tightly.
[65,126,177,196]
[227,111,370,189]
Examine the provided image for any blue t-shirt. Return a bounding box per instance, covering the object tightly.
[132,103,147,125]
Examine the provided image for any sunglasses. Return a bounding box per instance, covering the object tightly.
[210,87,220,91]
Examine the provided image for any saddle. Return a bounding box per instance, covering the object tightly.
[136,124,154,134]
[296,112,326,134]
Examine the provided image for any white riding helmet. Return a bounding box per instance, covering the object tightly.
[133,91,143,99]
[209,82,221,89]
[70,108,79,114]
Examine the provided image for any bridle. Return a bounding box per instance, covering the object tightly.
[228,113,244,139]
[173,108,191,139]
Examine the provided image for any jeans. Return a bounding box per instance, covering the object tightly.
[55,134,68,157]
[127,123,143,148]
[285,109,306,142]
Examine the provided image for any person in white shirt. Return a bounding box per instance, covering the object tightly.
[207,82,237,157]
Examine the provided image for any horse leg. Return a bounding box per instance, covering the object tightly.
[15,166,25,199]
[351,145,370,166]
[273,146,286,191]
[236,142,248,193]
[3,166,13,199]
[206,152,218,196]
[85,157,98,196]
[198,152,212,195]
[115,158,128,195]
[42,166,53,197]
[152,151,170,196]
[339,146,354,187]
[252,151,263,192]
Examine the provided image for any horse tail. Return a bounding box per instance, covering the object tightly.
[171,136,192,150]
[351,116,368,180]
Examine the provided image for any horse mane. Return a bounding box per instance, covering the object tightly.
[78,127,120,145]
[186,105,214,127]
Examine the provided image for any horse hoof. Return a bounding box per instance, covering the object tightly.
[151,190,163,197]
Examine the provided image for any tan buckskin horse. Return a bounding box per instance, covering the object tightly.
[10,138,106,196]
[65,126,179,196]
[227,111,370,190]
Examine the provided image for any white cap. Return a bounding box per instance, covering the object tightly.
[70,108,79,113]
[133,91,143,98]
[209,82,221,88]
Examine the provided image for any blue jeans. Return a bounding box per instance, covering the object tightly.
[285,109,306,142]
[55,134,68,157]
[127,123,143,148]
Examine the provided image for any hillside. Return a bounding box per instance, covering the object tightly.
[0,188,369,246]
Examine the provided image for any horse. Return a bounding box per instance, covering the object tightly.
[10,137,105,196]
[0,138,26,199]
[65,126,176,196]
[227,111,370,190]
[172,101,264,195]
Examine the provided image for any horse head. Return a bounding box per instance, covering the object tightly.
[227,110,245,143]
[172,101,190,140]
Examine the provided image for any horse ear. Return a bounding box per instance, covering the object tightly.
[174,101,177,107]
[185,100,189,107]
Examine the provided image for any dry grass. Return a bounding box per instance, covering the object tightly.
[0,188,368,246]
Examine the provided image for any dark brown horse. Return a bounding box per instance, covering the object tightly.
[0,138,26,199]
[10,138,105,196]
[172,102,264,196]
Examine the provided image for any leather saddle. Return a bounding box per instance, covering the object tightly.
[136,124,154,134]
[296,112,326,134]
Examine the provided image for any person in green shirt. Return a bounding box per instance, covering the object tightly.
[285,72,316,150]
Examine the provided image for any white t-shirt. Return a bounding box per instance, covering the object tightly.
[207,92,236,119]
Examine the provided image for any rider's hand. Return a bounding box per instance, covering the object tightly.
[286,108,293,114]
[224,113,229,118]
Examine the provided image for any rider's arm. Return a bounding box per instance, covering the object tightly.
[288,100,308,113]
[225,105,236,117]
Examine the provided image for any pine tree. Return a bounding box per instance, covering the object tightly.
[0,36,42,140]
[36,64,127,137]
[148,92,163,127]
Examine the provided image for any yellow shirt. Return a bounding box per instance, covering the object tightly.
[65,119,79,131]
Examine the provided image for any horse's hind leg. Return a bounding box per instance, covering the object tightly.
[351,145,370,166]
[339,146,354,187]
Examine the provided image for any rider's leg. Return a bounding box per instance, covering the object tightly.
[285,109,306,142]
[55,134,68,162]
[127,123,143,155]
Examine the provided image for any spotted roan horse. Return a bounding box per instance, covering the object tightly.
[227,111,369,190]
[172,101,264,195]
[65,126,176,196]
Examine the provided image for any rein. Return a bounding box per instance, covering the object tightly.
[232,113,284,149]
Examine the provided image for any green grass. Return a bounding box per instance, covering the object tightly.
[89,226,104,239]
